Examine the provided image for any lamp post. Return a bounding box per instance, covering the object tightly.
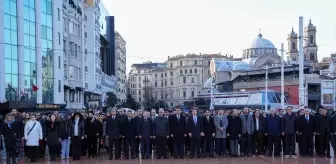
[280,43,285,109]
[265,65,268,112]
[210,77,215,111]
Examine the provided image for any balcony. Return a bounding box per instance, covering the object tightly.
[96,84,102,90]
[85,82,88,89]
[85,66,88,72]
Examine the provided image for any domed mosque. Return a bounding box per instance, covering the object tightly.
[242,33,281,68]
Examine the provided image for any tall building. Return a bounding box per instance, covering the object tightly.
[0,0,63,104]
[62,0,85,109]
[115,32,127,103]
[128,54,228,108]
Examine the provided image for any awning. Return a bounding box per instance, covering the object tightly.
[0,101,36,110]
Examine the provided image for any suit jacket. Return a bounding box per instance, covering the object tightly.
[214,115,228,138]
[106,116,122,139]
[298,115,315,135]
[240,114,254,134]
[202,116,215,138]
[122,117,137,139]
[228,115,242,140]
[187,115,203,138]
[253,117,266,133]
[138,117,153,138]
[315,114,331,134]
[170,115,187,138]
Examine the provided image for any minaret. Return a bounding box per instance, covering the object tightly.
[287,27,299,63]
[304,18,318,63]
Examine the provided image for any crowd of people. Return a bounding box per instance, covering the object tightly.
[0,106,334,163]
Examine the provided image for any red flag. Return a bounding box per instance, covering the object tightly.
[32,84,39,92]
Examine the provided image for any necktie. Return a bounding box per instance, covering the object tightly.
[177,115,180,120]
[194,116,197,124]
[306,116,309,122]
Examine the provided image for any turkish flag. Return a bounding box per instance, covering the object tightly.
[32,84,39,92]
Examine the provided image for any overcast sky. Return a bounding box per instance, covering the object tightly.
[101,0,336,72]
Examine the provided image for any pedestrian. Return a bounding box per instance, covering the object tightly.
[24,114,43,162]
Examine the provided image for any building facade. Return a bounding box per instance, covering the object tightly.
[128,54,229,108]
[0,0,63,104]
[115,32,127,103]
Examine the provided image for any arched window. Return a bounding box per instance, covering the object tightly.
[310,52,315,61]
[292,42,296,50]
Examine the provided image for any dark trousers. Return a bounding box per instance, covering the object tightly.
[39,140,46,158]
[167,137,174,155]
[284,134,296,155]
[202,137,213,156]
[135,138,140,156]
[123,138,135,158]
[48,144,59,159]
[141,137,151,158]
[240,134,252,155]
[189,137,201,156]
[156,136,167,158]
[301,134,314,156]
[174,138,184,157]
[252,131,264,155]
[27,146,39,160]
[215,138,226,155]
[71,136,82,160]
[6,148,16,164]
[81,138,87,156]
[108,138,121,159]
[317,133,330,156]
[87,136,98,157]
[267,135,280,156]
[278,135,284,153]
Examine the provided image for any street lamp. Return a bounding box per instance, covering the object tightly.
[265,65,268,112]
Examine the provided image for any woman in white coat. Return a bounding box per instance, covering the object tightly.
[24,114,43,162]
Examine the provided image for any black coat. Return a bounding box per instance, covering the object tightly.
[315,114,331,134]
[138,117,153,138]
[1,121,20,149]
[187,115,203,138]
[281,113,297,134]
[122,118,137,139]
[170,115,187,138]
[59,119,72,140]
[85,119,102,138]
[202,116,215,138]
[71,120,85,138]
[298,115,315,135]
[46,121,60,145]
[105,116,122,139]
[253,117,266,133]
[227,116,242,140]
[153,116,169,137]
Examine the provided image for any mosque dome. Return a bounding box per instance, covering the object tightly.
[249,33,275,49]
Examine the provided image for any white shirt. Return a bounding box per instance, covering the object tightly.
[74,119,79,136]
[256,118,259,131]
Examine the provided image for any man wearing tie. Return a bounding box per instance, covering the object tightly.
[298,108,315,157]
[170,108,187,159]
[214,109,228,157]
[121,110,137,159]
[202,110,215,158]
[252,110,266,157]
[138,111,153,159]
[106,109,122,160]
[187,107,203,158]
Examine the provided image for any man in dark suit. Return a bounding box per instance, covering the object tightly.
[106,108,122,160]
[153,108,169,159]
[122,110,137,159]
[187,107,204,158]
[298,108,315,157]
[135,109,143,157]
[170,108,187,159]
[138,111,153,159]
[315,107,331,158]
[202,110,215,157]
[266,109,281,157]
[252,110,266,156]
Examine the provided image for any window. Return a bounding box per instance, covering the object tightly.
[139,83,141,88]
[310,52,315,61]
[170,63,173,68]
[63,39,66,56]
[70,92,75,102]
[58,32,60,45]
[292,42,296,50]
[155,74,157,78]
[57,8,60,21]
[155,82,157,87]
[310,35,314,44]
[63,17,66,32]
[74,43,77,57]
[69,42,73,55]
[194,69,197,73]
[165,73,167,77]
[180,70,183,74]
[184,69,187,74]
[191,77,194,83]
[191,91,194,97]
[194,60,197,65]
[139,90,141,95]
[165,80,167,86]
[69,66,74,79]
[58,56,61,68]
[183,77,186,83]
[170,71,173,76]
[58,80,61,92]
[183,91,186,98]
[293,57,296,61]
[180,61,183,67]
[170,80,173,85]
[189,69,192,73]
[69,21,73,33]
